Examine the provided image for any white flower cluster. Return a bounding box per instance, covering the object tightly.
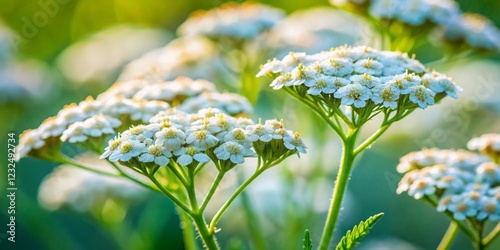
[16,96,170,160]
[177,2,285,39]
[118,36,222,82]
[331,0,500,50]
[258,46,461,109]
[101,108,306,171]
[397,134,500,221]
[441,13,500,51]
[38,154,148,213]
[98,77,253,116]
[99,77,217,103]
[177,92,254,116]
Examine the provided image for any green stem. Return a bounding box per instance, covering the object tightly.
[437,222,459,250]
[200,171,226,212]
[283,87,347,141]
[149,174,193,216]
[483,222,500,248]
[317,129,358,250]
[192,213,220,250]
[167,161,189,187]
[178,206,199,250]
[62,157,118,177]
[186,168,220,250]
[209,168,266,233]
[476,222,484,250]
[107,160,160,193]
[353,123,392,156]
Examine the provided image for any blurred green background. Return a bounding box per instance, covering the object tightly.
[1,0,500,250]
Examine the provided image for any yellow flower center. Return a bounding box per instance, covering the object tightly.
[120,142,133,154]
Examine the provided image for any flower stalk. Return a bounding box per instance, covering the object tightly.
[318,128,358,250]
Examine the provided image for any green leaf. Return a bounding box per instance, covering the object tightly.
[302,229,313,250]
[335,213,384,250]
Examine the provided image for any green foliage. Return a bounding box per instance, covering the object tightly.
[302,229,313,250]
[335,213,384,250]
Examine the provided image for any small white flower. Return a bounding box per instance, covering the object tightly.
[435,174,464,191]
[371,83,400,109]
[283,132,307,155]
[304,74,337,95]
[139,145,172,166]
[448,195,478,220]
[477,197,500,221]
[186,129,219,150]
[409,85,435,109]
[353,59,384,75]
[174,146,210,166]
[434,73,462,98]
[38,117,67,139]
[109,140,147,162]
[270,73,292,90]
[224,127,257,146]
[476,162,500,183]
[16,129,46,160]
[56,103,86,124]
[100,137,122,159]
[61,123,87,143]
[82,114,121,137]
[407,177,436,199]
[155,127,186,151]
[334,83,371,108]
[257,58,285,77]
[350,73,381,88]
[214,141,250,164]
[319,58,354,76]
[246,122,274,142]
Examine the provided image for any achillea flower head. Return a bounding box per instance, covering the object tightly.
[331,0,500,51]
[178,92,254,116]
[258,46,461,116]
[397,134,500,221]
[101,108,305,173]
[439,13,500,51]
[177,2,285,39]
[118,36,220,82]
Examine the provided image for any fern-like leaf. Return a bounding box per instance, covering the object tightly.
[302,229,313,250]
[335,213,384,250]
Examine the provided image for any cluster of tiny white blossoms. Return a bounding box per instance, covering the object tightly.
[100,108,306,173]
[176,92,254,116]
[38,154,148,213]
[17,75,256,161]
[118,36,222,82]
[440,13,500,51]
[258,46,461,110]
[16,96,170,160]
[99,77,217,103]
[330,0,500,51]
[177,2,285,39]
[397,134,500,221]
[98,77,253,116]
